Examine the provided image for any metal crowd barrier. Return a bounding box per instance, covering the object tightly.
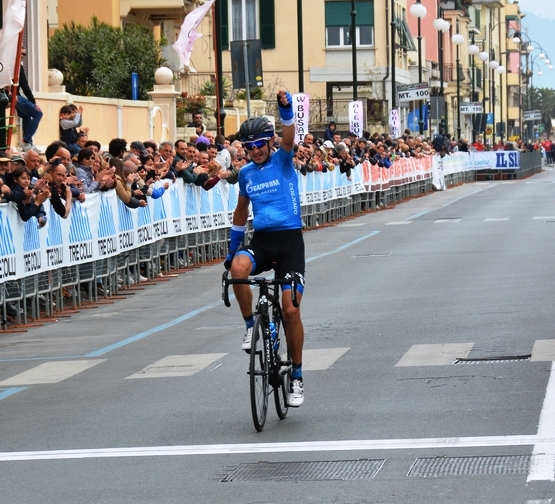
[0,154,542,330]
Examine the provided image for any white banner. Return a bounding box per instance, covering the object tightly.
[389,109,400,138]
[467,151,520,170]
[348,100,364,137]
[293,93,310,143]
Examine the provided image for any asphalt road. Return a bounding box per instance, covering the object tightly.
[2,168,555,503]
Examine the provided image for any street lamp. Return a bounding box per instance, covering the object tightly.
[468,38,480,144]
[433,14,450,133]
[495,64,507,143]
[410,0,427,135]
[478,50,489,142]
[488,56,499,146]
[452,27,464,140]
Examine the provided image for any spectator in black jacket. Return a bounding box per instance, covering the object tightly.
[15,47,43,152]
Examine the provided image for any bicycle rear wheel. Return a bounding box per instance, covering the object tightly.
[250,315,269,432]
[273,315,290,420]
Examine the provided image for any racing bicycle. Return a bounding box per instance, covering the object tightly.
[222,270,299,432]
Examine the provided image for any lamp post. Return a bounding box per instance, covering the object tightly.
[351,0,358,100]
[410,0,427,135]
[478,49,489,143]
[495,63,507,143]
[433,13,450,133]
[489,55,499,146]
[452,26,464,140]
[468,36,480,144]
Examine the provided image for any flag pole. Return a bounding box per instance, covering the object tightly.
[212,1,225,135]
[7,30,23,148]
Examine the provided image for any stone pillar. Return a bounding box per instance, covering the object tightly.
[147,67,181,143]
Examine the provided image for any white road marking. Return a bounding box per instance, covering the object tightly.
[385,221,413,225]
[528,361,555,482]
[395,343,474,367]
[533,217,555,220]
[526,500,552,504]
[531,340,555,362]
[302,348,350,370]
[484,218,509,222]
[126,354,227,379]
[434,219,461,223]
[0,360,106,386]
[339,223,367,227]
[0,435,548,462]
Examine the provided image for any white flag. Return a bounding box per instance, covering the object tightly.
[0,0,26,88]
[173,0,216,67]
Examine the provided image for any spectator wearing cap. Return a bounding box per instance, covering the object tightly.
[129,140,148,158]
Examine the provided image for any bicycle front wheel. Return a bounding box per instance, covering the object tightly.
[250,315,269,432]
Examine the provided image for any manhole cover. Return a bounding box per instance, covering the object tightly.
[221,459,385,482]
[407,455,530,477]
[453,355,531,364]
[351,253,392,258]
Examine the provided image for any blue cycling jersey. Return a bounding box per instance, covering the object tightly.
[238,147,302,232]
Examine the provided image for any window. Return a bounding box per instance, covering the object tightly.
[326,26,374,47]
[221,0,275,50]
[325,1,374,48]
[231,0,257,41]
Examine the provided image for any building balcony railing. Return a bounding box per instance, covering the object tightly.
[443,63,465,82]
[439,0,471,14]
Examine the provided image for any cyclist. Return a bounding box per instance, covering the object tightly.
[224,90,306,407]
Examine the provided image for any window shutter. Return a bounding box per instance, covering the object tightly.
[221,0,229,50]
[259,0,275,49]
[325,1,373,27]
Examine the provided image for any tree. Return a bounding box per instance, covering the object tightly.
[523,86,555,138]
[48,18,166,100]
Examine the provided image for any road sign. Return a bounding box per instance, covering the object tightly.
[523,110,542,121]
[459,102,483,114]
[397,83,429,102]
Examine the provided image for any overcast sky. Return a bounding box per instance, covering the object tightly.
[516,0,555,89]
[517,0,555,20]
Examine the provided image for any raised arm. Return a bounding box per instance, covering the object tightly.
[277,90,295,153]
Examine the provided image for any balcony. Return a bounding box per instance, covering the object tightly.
[470,0,504,7]
[443,63,465,82]
[120,0,192,18]
[439,0,471,13]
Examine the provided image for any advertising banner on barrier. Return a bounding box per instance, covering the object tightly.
[467,151,520,170]
[1,163,386,282]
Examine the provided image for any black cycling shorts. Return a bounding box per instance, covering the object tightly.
[236,229,306,292]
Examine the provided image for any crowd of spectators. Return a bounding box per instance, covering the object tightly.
[1,110,549,230]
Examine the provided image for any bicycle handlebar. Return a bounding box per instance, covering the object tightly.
[222,271,299,308]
